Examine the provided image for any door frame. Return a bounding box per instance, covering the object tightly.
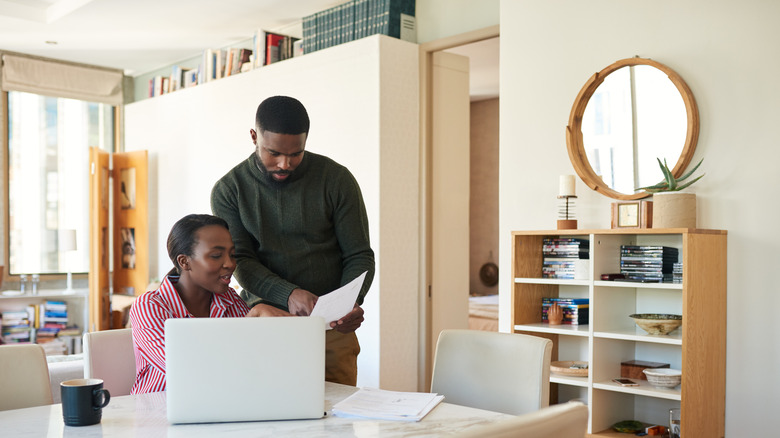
[418,25,500,391]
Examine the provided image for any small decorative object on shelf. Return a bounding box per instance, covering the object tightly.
[550,360,588,377]
[557,175,577,230]
[547,303,563,325]
[643,368,682,388]
[59,229,77,291]
[638,158,705,229]
[610,200,652,229]
[629,313,682,335]
[621,360,670,380]
[612,420,645,434]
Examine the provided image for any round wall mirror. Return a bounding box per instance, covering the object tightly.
[566,57,699,200]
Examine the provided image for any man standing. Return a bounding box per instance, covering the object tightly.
[211,95,374,386]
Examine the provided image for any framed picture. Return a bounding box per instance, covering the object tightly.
[611,201,653,229]
[120,168,136,210]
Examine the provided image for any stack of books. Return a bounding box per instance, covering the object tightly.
[40,300,69,329]
[541,298,589,325]
[542,238,590,279]
[149,47,253,98]
[253,30,300,69]
[302,0,416,54]
[1,309,33,343]
[673,262,683,284]
[620,245,679,282]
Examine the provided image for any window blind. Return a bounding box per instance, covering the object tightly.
[1,54,123,105]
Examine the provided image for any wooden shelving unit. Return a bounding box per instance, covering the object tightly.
[511,228,726,437]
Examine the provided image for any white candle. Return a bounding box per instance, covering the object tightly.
[559,175,576,197]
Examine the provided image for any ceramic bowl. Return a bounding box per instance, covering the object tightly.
[629,313,682,335]
[643,368,682,388]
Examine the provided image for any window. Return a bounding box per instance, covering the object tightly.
[6,91,115,275]
[1,53,123,280]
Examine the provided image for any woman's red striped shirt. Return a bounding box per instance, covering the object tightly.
[128,275,250,394]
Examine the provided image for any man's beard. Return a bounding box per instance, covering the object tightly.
[255,154,294,186]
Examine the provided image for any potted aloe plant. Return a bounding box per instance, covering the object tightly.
[638,158,704,229]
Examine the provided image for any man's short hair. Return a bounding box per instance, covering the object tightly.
[255,95,310,135]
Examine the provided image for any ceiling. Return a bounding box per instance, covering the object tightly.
[0,0,497,98]
[0,0,341,75]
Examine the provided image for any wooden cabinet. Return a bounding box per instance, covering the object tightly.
[511,229,726,437]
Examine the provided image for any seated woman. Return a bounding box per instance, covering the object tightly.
[129,214,287,394]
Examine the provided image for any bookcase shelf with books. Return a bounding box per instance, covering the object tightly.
[143,0,416,101]
[510,228,726,437]
[0,289,88,355]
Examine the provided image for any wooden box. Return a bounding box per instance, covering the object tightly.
[621,360,670,380]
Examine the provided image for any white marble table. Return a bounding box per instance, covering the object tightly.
[0,382,512,437]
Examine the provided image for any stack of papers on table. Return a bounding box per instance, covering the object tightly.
[332,387,444,422]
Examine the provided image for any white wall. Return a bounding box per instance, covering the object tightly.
[498,0,780,435]
[125,35,420,391]
[416,0,500,44]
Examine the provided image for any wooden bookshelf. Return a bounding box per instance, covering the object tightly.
[511,228,726,437]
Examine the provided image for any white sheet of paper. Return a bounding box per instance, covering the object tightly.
[310,271,367,330]
[332,387,445,421]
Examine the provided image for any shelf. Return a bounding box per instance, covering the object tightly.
[514,277,590,286]
[593,328,682,345]
[594,280,682,290]
[593,379,681,401]
[514,323,590,337]
[512,229,726,437]
[550,374,589,387]
[0,289,88,300]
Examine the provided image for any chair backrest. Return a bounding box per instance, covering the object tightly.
[430,329,553,415]
[83,328,135,396]
[455,401,589,438]
[0,344,54,410]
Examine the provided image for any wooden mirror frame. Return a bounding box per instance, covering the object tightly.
[565,57,699,200]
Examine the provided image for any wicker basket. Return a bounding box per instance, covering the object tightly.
[643,368,682,388]
[550,361,589,377]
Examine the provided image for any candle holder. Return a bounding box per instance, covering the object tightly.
[557,195,578,230]
[557,175,578,230]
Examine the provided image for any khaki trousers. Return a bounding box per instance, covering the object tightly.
[325,330,360,386]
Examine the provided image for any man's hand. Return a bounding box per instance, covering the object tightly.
[330,305,364,333]
[288,288,318,316]
[246,303,292,317]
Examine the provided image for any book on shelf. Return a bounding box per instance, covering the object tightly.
[183,69,198,88]
[542,259,589,279]
[303,0,416,55]
[169,65,193,92]
[1,308,33,343]
[619,245,679,282]
[541,298,589,325]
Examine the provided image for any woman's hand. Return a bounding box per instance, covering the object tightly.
[246,303,292,317]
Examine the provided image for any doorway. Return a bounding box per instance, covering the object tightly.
[419,26,500,391]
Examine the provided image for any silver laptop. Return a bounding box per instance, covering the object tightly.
[165,316,325,424]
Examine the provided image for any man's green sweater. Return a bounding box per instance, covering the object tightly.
[211,152,375,311]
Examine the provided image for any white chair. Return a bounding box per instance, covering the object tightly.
[0,344,54,410]
[83,328,135,396]
[455,401,589,438]
[430,329,553,415]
